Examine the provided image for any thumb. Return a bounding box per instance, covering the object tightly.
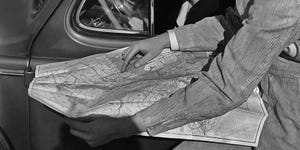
[134,53,155,68]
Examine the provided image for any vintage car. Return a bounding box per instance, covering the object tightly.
[0,0,232,149]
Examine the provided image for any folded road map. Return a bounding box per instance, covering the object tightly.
[29,48,268,147]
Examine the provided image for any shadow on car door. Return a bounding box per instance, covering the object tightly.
[27,0,183,150]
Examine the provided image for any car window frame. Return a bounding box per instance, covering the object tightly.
[75,0,154,35]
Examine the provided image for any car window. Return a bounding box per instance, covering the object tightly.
[77,0,153,35]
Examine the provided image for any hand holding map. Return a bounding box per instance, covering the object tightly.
[28,48,267,147]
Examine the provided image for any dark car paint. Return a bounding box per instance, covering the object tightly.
[29,1,184,150]
[0,0,61,149]
[0,0,184,150]
[0,0,61,77]
[0,0,61,56]
[30,0,139,61]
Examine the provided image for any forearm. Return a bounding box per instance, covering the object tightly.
[131,73,247,135]
[189,0,199,5]
[149,32,171,50]
[172,16,225,51]
[132,0,300,135]
[120,116,145,136]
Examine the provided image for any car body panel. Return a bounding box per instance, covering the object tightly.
[29,0,148,60]
[27,1,150,149]
[0,0,61,56]
[0,0,61,149]
[0,0,184,149]
[0,76,30,150]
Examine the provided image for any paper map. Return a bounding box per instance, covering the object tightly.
[28,48,267,147]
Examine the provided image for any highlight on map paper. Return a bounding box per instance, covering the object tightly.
[28,47,268,147]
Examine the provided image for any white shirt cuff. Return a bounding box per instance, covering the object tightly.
[167,30,180,51]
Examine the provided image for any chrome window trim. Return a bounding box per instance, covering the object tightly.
[0,56,30,76]
[76,0,151,35]
[0,69,24,76]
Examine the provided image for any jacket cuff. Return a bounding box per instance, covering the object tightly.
[168,30,180,51]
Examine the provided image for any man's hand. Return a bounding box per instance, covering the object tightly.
[120,32,171,72]
[65,115,141,147]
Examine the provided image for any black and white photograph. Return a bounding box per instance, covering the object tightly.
[0,0,299,150]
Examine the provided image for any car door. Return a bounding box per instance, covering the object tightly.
[0,0,61,150]
[26,0,183,150]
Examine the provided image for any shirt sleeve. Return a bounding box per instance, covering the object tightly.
[170,16,226,51]
[133,0,300,136]
[168,30,180,51]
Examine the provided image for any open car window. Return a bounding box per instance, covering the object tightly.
[77,0,152,35]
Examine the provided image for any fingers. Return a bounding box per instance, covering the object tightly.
[70,129,91,140]
[70,127,112,148]
[134,53,154,68]
[121,47,130,60]
[121,45,139,72]
[65,119,90,132]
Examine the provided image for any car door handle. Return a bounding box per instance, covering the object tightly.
[0,56,29,76]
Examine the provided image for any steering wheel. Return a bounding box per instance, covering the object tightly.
[98,0,124,29]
